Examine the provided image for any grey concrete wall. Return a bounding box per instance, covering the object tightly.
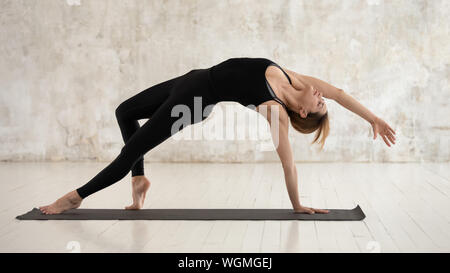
[0,0,448,163]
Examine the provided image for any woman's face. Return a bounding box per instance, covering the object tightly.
[298,85,327,118]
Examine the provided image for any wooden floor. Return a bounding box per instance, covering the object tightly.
[0,162,449,253]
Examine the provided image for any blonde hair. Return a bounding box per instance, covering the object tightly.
[287,109,330,150]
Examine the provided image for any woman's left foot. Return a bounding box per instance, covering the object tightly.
[39,190,83,215]
[125,177,151,210]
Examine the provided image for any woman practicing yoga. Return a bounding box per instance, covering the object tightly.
[39,57,396,215]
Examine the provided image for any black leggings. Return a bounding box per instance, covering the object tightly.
[76,68,219,199]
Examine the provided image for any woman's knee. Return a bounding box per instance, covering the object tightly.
[119,144,143,161]
[115,102,127,120]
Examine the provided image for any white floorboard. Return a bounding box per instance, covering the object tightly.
[0,162,449,253]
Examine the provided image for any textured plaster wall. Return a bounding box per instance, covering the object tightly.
[0,0,448,163]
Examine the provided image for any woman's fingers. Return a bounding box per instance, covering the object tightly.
[304,207,316,214]
[383,129,396,145]
[386,123,395,134]
[294,206,314,214]
[304,207,315,214]
[383,122,396,137]
[386,127,396,140]
[372,119,396,146]
[381,134,391,147]
[386,133,396,144]
[312,208,330,214]
[294,207,329,214]
[377,130,396,147]
[389,126,396,135]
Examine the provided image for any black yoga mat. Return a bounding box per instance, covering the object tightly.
[16,205,365,221]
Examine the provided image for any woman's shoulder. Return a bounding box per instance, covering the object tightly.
[255,101,290,123]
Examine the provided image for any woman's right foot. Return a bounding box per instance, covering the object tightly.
[39,190,83,215]
[125,177,151,210]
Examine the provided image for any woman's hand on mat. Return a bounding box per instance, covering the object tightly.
[293,206,329,214]
[371,116,396,147]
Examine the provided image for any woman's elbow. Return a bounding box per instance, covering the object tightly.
[333,89,345,101]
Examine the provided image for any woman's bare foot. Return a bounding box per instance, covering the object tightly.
[125,176,151,210]
[39,190,83,215]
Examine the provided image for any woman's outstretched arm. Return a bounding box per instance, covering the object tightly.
[284,69,396,147]
[335,90,377,123]
[335,91,396,147]
[264,105,329,214]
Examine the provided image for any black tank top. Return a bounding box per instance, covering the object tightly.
[208,57,292,111]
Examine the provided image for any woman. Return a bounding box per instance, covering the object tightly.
[39,57,396,215]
